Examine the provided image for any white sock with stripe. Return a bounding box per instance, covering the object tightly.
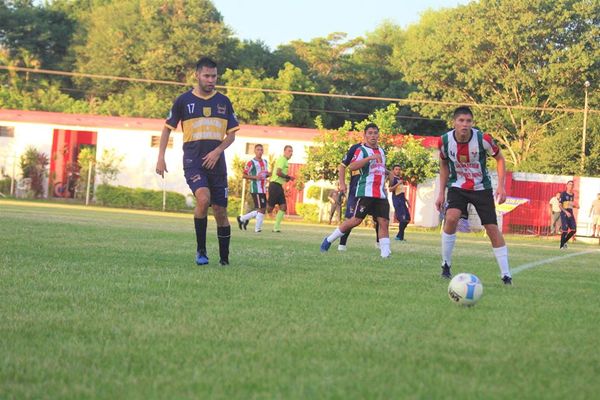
[493,246,511,277]
[255,212,265,231]
[327,228,344,243]
[241,210,258,221]
[442,232,456,266]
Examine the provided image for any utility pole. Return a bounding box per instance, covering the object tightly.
[581,80,590,173]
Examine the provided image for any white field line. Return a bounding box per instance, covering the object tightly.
[512,250,600,275]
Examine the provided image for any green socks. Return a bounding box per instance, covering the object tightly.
[274,210,285,231]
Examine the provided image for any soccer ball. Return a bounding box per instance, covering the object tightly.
[448,273,483,306]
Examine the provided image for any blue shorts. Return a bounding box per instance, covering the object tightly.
[560,210,576,231]
[345,192,358,219]
[184,169,228,207]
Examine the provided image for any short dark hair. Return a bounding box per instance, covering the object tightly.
[453,106,473,119]
[196,57,217,70]
[393,164,401,169]
[364,122,379,132]
[254,144,263,149]
[284,145,293,151]
[567,180,574,185]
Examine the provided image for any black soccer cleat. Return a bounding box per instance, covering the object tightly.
[243,219,249,230]
[502,275,513,285]
[236,216,244,230]
[441,263,452,279]
[219,259,229,266]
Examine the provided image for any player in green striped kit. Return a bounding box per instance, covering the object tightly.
[320,123,391,258]
[237,144,270,233]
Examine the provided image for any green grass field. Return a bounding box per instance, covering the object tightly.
[1,200,599,399]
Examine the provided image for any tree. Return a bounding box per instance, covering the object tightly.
[19,146,48,198]
[520,113,600,175]
[96,148,123,185]
[73,0,239,96]
[76,146,96,199]
[395,0,600,170]
[300,104,409,184]
[387,137,439,185]
[222,62,317,126]
[0,0,76,70]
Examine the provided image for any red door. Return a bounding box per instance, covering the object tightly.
[49,129,97,198]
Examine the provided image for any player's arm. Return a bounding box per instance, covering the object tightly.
[276,166,294,182]
[201,131,236,170]
[389,177,401,191]
[493,150,507,204]
[338,163,347,194]
[155,126,171,177]
[435,158,450,212]
[558,200,571,217]
[348,154,380,171]
[242,169,258,181]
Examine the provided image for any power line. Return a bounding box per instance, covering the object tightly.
[1,65,598,115]
[290,107,445,121]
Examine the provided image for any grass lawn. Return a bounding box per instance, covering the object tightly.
[1,200,599,399]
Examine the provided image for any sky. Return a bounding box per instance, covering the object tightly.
[212,0,471,49]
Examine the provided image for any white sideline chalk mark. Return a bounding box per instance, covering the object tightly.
[512,250,599,275]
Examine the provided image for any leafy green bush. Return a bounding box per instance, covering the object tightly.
[0,176,11,195]
[296,203,319,223]
[95,184,188,211]
[227,197,242,217]
[19,146,49,198]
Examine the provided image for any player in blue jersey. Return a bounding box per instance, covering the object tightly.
[559,180,578,249]
[389,165,410,241]
[155,57,239,266]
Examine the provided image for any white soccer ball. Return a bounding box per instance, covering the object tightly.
[448,273,483,306]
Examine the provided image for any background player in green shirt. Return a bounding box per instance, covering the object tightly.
[267,145,295,232]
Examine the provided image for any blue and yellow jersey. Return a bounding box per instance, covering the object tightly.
[341,143,362,195]
[560,191,575,210]
[166,89,239,175]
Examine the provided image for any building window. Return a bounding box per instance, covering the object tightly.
[0,126,15,137]
[151,135,172,148]
[245,143,268,155]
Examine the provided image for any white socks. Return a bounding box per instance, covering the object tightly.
[379,237,391,258]
[441,232,456,266]
[493,246,511,277]
[241,210,258,222]
[327,228,345,243]
[255,212,264,232]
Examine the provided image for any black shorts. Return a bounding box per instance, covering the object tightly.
[251,193,267,209]
[353,197,390,220]
[268,182,286,207]
[446,187,497,225]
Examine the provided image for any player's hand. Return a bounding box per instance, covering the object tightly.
[371,154,382,163]
[202,149,221,169]
[435,193,445,212]
[565,211,572,218]
[287,175,295,182]
[339,182,347,194]
[495,187,506,204]
[155,158,168,178]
